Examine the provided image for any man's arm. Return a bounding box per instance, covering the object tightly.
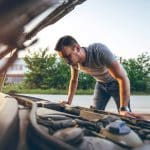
[66,65,79,105]
[108,60,133,115]
[108,60,130,107]
[108,60,144,119]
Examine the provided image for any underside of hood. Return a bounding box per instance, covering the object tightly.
[0,0,86,73]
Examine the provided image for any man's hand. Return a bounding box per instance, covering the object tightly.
[119,111,145,119]
[59,100,71,105]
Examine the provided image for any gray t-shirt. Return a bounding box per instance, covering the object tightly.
[78,43,116,83]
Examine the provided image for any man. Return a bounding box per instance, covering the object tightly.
[54,35,139,118]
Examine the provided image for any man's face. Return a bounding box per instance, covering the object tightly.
[57,45,80,66]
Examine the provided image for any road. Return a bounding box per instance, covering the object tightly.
[23,94,150,114]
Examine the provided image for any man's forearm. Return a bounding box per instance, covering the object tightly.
[119,77,130,107]
[67,79,78,104]
[67,66,79,104]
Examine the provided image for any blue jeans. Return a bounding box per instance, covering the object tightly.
[93,80,131,112]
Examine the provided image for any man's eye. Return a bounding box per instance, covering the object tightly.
[66,54,71,58]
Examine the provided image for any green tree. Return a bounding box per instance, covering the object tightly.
[51,58,70,89]
[24,48,149,93]
[78,72,95,89]
[24,48,70,89]
[24,48,95,90]
[122,52,150,92]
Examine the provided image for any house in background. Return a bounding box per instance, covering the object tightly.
[0,58,27,83]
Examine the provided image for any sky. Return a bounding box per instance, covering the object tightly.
[24,0,150,59]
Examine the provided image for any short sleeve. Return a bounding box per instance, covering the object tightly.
[92,43,116,66]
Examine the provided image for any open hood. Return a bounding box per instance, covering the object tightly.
[0,0,86,73]
[0,0,86,48]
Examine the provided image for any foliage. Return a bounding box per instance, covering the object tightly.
[78,72,95,89]
[24,48,95,90]
[2,82,95,94]
[24,48,70,89]
[24,48,149,93]
[2,82,150,94]
[122,52,150,92]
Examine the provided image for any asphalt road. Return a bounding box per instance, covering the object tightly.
[24,94,150,114]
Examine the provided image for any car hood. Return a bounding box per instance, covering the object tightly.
[0,0,86,49]
[0,0,86,73]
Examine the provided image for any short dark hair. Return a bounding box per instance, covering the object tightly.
[54,35,78,51]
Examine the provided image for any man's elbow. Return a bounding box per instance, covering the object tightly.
[115,73,129,82]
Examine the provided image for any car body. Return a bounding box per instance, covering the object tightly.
[0,1,150,150]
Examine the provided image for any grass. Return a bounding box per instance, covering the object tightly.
[2,83,94,95]
[1,83,150,95]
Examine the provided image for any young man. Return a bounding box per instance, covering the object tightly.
[54,35,139,118]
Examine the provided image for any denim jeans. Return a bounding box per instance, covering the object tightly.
[93,80,131,112]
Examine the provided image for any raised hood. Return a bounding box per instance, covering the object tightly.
[0,0,86,73]
[0,0,86,49]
